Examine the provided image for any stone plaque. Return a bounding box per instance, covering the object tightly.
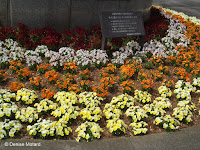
[100,12,145,38]
[100,11,145,49]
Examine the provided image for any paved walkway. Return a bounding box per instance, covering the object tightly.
[1,124,200,150]
[153,0,200,19]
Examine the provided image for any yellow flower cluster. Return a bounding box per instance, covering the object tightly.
[54,91,78,105]
[174,80,195,101]
[27,119,72,138]
[192,77,200,92]
[103,103,122,119]
[34,99,58,113]
[80,106,102,122]
[143,103,166,117]
[52,104,79,124]
[173,100,196,123]
[111,93,134,110]
[15,107,38,123]
[0,102,18,118]
[153,97,172,110]
[129,121,148,135]
[134,90,151,104]
[154,115,180,131]
[75,121,103,142]
[158,86,172,98]
[106,118,127,135]
[79,92,103,107]
[125,106,148,122]
[0,89,16,103]
[0,119,22,139]
[16,88,37,104]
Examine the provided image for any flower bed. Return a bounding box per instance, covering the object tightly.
[0,6,200,141]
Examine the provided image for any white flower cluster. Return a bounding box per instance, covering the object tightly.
[129,121,148,135]
[79,92,103,107]
[4,39,19,49]
[0,119,22,139]
[27,119,72,138]
[74,49,92,69]
[153,97,172,110]
[9,46,25,61]
[35,45,49,56]
[112,40,141,66]
[0,89,15,103]
[16,88,37,104]
[111,51,128,67]
[59,47,75,62]
[106,118,127,135]
[25,50,42,68]
[34,99,58,113]
[75,121,103,142]
[134,90,151,104]
[125,106,148,122]
[0,102,18,118]
[111,93,134,110]
[174,80,195,101]
[158,86,172,98]
[173,100,195,123]
[154,115,180,131]
[90,49,108,67]
[103,103,122,119]
[15,107,38,123]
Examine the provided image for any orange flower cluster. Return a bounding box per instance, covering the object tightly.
[191,62,200,78]
[0,70,7,83]
[151,70,165,81]
[120,64,136,81]
[182,60,195,72]
[63,62,77,74]
[45,70,59,84]
[120,80,135,94]
[150,56,164,67]
[100,63,116,77]
[174,67,191,82]
[140,79,155,92]
[7,82,24,92]
[162,79,174,89]
[100,75,118,92]
[158,65,170,75]
[36,64,50,74]
[167,55,178,66]
[56,78,73,91]
[29,76,42,90]
[125,60,142,73]
[41,88,55,100]
[92,86,109,99]
[9,60,21,73]
[16,68,31,81]
[56,73,77,91]
[79,68,90,80]
[138,70,151,81]
[79,80,93,92]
